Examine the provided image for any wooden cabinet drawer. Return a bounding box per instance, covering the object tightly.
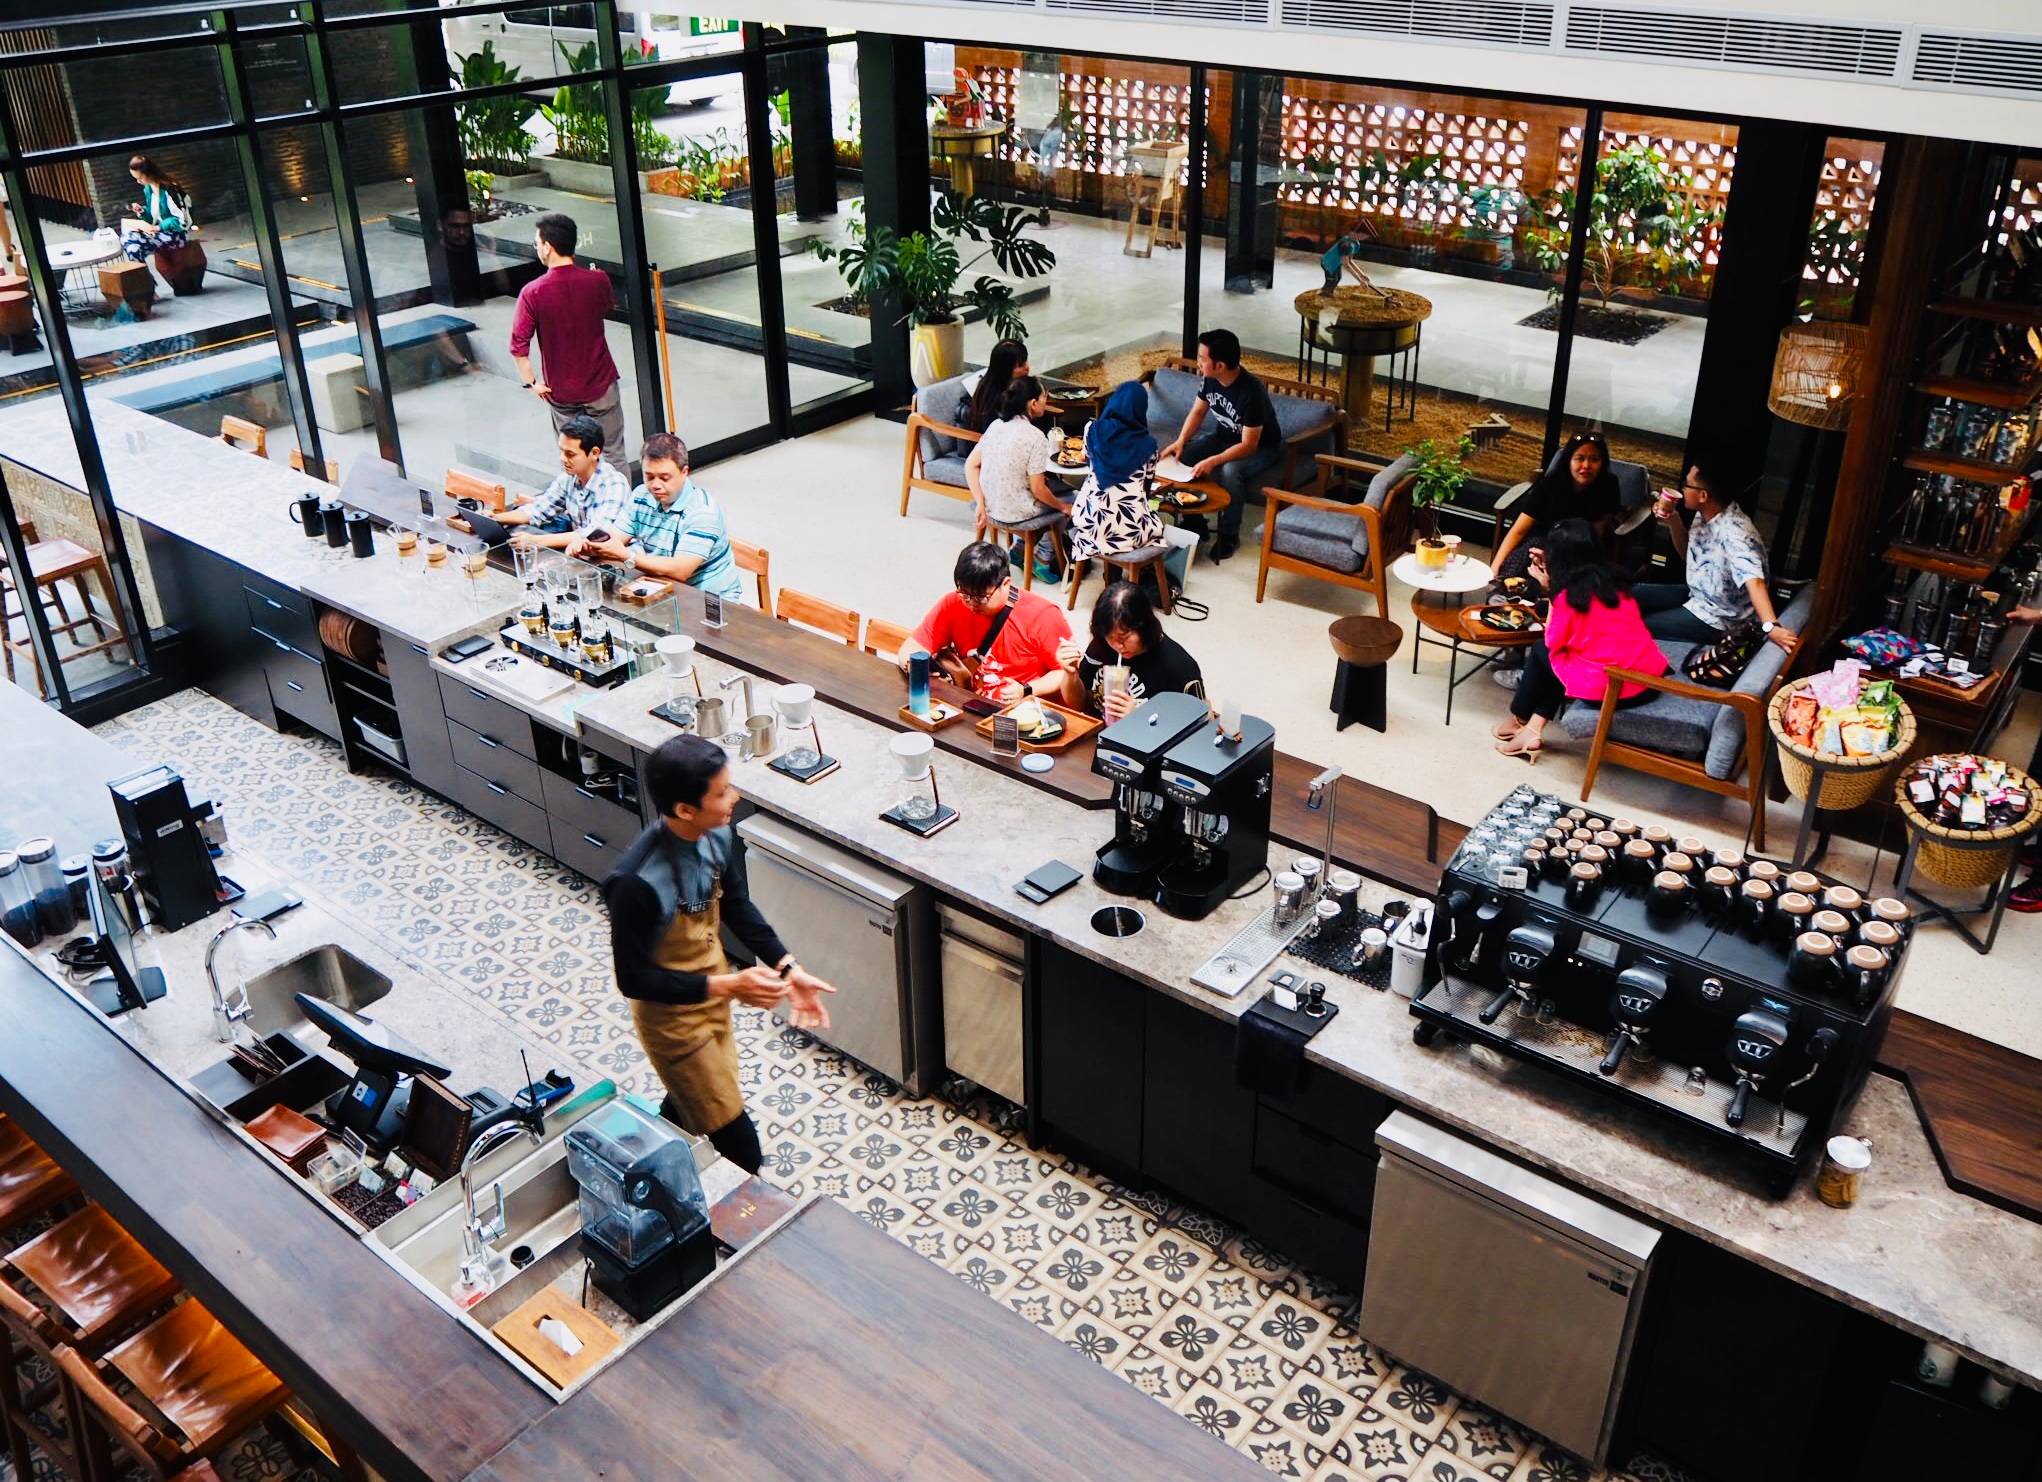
[551,821,625,885]
[242,584,319,656]
[540,768,641,852]
[437,671,537,759]
[448,720,544,806]
[261,640,340,742]
[451,764,553,856]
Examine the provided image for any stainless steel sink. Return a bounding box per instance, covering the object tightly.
[242,944,393,1038]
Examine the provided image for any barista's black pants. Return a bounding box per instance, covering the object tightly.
[660,1098,764,1175]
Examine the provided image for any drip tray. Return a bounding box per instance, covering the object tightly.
[1416,975,1809,1157]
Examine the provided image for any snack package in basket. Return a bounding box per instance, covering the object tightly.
[1841,627,1921,668]
[1783,691,1820,748]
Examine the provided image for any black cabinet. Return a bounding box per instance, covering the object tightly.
[1032,942,1145,1179]
[1142,992,1262,1226]
[383,634,456,798]
[252,626,340,742]
[147,534,272,727]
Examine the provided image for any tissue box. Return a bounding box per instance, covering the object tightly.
[491,1290,621,1387]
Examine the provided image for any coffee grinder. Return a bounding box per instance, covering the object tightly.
[108,765,226,931]
[1153,712,1276,920]
[1089,693,1211,896]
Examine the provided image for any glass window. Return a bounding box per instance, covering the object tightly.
[766,38,872,416]
[1805,137,1881,323]
[1,28,227,148]
[1558,114,1738,487]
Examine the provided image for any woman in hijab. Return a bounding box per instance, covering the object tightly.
[1069,382,1166,563]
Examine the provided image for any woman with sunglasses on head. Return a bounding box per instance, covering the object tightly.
[1491,431,1621,584]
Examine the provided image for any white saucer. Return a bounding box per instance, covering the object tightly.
[1021,753,1055,774]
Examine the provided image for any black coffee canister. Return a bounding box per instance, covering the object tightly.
[346,509,375,558]
[290,492,325,539]
[320,500,348,548]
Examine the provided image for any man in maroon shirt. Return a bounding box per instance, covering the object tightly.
[511,212,627,473]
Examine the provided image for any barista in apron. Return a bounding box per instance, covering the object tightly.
[605,735,835,1173]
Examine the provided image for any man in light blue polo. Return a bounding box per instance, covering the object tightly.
[569,431,746,602]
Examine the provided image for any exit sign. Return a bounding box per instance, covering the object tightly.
[690,17,738,35]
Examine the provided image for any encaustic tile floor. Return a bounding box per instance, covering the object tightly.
[42,688,1698,1482]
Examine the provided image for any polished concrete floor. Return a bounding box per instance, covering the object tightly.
[80,685,1698,1482]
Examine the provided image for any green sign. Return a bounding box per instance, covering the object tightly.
[689,16,739,36]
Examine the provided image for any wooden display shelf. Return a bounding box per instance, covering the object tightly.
[1881,519,2027,582]
[1928,296,2042,327]
[1915,372,2042,411]
[1901,448,2028,482]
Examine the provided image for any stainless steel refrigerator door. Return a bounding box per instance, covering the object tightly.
[1361,1119,1657,1466]
[738,815,915,1085]
[938,926,1025,1106]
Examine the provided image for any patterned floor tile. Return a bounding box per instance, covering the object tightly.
[68,693,1702,1482]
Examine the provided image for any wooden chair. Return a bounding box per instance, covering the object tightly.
[445,469,507,511]
[776,588,860,646]
[1066,547,1173,616]
[0,1114,80,1237]
[0,1281,95,1482]
[985,511,1067,591]
[217,416,265,459]
[1256,452,1414,616]
[899,375,981,516]
[287,448,338,483]
[731,538,773,617]
[863,617,915,661]
[3,1205,181,1359]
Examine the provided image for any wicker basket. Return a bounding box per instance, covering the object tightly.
[1895,761,2041,891]
[1767,678,1917,811]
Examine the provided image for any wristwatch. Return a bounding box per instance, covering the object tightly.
[1761,621,1778,636]
[521,380,534,389]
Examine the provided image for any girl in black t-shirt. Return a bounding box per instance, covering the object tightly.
[1492,431,1621,583]
[1056,582,1204,721]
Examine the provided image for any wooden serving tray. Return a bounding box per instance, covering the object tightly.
[898,701,964,732]
[975,697,1101,753]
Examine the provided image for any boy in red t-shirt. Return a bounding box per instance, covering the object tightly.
[901,543,1073,703]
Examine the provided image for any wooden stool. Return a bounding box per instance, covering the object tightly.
[986,512,1067,591]
[731,538,773,616]
[1327,615,1403,734]
[152,241,207,296]
[98,261,155,320]
[1065,545,1173,615]
[4,1205,181,1357]
[0,1282,96,1482]
[287,448,339,482]
[864,616,914,660]
[0,285,36,354]
[1,537,136,695]
[0,1115,79,1235]
[218,415,266,459]
[60,1299,291,1479]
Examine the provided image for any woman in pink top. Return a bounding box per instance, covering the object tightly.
[1495,519,1669,763]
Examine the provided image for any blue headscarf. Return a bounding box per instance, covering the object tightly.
[1086,382,1157,492]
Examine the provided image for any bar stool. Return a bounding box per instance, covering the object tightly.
[0,1115,79,1235]
[1064,544,1174,615]
[217,416,266,459]
[731,538,774,616]
[863,616,914,660]
[288,448,339,483]
[0,534,136,695]
[4,1204,181,1357]
[58,1298,291,1479]
[986,509,1067,591]
[776,589,861,645]
[0,1281,97,1482]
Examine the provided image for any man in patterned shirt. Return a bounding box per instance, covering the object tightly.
[1637,460,1796,650]
[498,415,630,550]
[570,431,747,602]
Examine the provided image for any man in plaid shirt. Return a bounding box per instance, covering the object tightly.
[500,415,631,551]
[570,431,747,602]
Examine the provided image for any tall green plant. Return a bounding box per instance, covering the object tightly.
[813,190,1055,339]
[541,42,670,167]
[454,42,538,172]
[1522,141,1723,311]
[1403,435,1473,542]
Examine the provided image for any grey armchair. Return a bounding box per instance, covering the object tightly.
[1256,452,1415,614]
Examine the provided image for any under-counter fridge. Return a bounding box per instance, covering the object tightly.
[1361,1112,1660,1469]
[735,813,938,1094]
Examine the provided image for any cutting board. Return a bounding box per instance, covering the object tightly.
[491,1289,622,1388]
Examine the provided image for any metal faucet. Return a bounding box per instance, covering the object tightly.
[205,918,276,1044]
[457,1118,545,1290]
[1306,764,1342,887]
[718,672,754,722]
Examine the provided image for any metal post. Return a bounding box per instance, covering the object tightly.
[1181,65,1207,358]
[0,458,69,706]
[594,0,666,443]
[742,42,791,433]
[214,9,325,473]
[778,35,836,222]
[300,0,402,469]
[855,35,929,411]
[1542,108,1603,461]
[389,4,480,306]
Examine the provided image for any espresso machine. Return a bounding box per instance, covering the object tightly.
[1090,693,1211,896]
[108,765,226,932]
[1153,713,1276,920]
[1415,787,1909,1195]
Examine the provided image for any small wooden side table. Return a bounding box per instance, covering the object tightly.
[1328,615,1403,733]
[1408,602,1537,726]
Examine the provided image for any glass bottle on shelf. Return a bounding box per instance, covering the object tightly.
[1921,398,1955,451]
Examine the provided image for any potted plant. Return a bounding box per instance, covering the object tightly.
[814,190,1055,387]
[1522,141,1722,316]
[537,42,673,194]
[1404,435,1473,568]
[454,43,541,187]
[1360,149,1444,266]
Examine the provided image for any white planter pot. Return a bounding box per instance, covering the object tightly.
[489,170,545,192]
[537,153,657,197]
[910,319,965,389]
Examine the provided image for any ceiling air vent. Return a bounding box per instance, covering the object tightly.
[1281,0,1555,47]
[1563,7,1903,79]
[1044,0,1273,24]
[1912,32,2042,95]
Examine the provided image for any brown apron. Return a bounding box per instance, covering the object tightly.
[628,885,745,1135]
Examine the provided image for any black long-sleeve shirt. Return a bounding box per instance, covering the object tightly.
[604,823,788,1006]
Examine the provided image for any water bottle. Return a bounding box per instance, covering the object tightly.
[907,649,932,718]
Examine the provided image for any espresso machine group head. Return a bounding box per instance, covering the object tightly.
[1153,713,1276,921]
[1090,693,1212,897]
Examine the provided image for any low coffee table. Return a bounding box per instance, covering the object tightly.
[1409,601,1539,726]
[1328,615,1403,733]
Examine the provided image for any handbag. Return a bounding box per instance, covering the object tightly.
[1681,621,1763,688]
[933,596,1016,687]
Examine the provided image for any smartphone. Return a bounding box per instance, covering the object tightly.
[962,695,1002,716]
[233,887,302,923]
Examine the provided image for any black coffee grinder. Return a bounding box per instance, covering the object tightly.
[1089,693,1211,897]
[108,765,226,931]
[1153,713,1276,920]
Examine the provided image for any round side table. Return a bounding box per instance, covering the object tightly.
[1328,615,1403,733]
